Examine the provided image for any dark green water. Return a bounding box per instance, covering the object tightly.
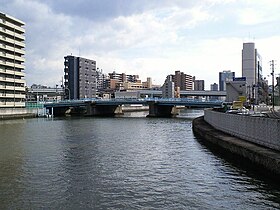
[0,109,279,209]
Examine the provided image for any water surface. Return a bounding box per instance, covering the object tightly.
[0,109,279,209]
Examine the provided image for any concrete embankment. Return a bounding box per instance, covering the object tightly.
[0,108,37,120]
[192,116,280,177]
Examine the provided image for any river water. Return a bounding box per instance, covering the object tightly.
[0,109,279,209]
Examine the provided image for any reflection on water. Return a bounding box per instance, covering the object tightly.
[0,109,279,209]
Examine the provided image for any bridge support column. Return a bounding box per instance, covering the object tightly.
[85,102,120,116]
[47,106,69,117]
[147,102,178,117]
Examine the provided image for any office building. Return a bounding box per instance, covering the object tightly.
[172,70,193,90]
[210,83,218,91]
[194,80,205,91]
[0,12,25,108]
[219,70,235,91]
[64,55,97,100]
[242,42,264,103]
[210,83,219,100]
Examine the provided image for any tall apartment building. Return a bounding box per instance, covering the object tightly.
[64,55,97,100]
[194,80,205,91]
[219,70,235,91]
[172,70,193,90]
[96,68,107,90]
[162,75,174,98]
[242,42,264,103]
[108,71,139,83]
[0,12,25,108]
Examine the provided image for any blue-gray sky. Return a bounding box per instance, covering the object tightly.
[1,0,280,89]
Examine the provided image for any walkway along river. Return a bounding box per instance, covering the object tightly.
[0,109,279,209]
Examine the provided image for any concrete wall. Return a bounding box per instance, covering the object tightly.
[204,109,280,151]
[0,108,38,119]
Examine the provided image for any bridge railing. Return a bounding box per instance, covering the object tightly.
[43,97,224,106]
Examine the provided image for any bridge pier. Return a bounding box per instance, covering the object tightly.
[85,102,122,116]
[47,106,69,117]
[46,106,86,117]
[147,102,178,117]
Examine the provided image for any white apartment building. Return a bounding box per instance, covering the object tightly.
[0,12,25,108]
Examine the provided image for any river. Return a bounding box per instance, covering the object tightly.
[0,109,279,209]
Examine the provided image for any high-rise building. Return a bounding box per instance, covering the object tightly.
[162,75,174,98]
[242,42,266,103]
[194,80,205,91]
[210,83,219,100]
[96,68,107,90]
[210,83,218,91]
[242,42,262,87]
[64,55,97,100]
[172,70,193,90]
[0,12,25,108]
[219,70,235,91]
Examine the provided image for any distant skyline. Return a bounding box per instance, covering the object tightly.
[1,0,280,89]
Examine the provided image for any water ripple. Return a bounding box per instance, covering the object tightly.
[0,110,280,209]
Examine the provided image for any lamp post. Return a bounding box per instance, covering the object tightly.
[270,60,275,109]
[55,84,58,102]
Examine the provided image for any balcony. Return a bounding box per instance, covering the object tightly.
[0,35,25,48]
[0,44,25,55]
[0,21,25,33]
[0,93,25,99]
[0,85,25,91]
[0,27,25,40]
[0,68,25,77]
[0,60,24,69]
[0,101,25,108]
[0,77,25,84]
[0,52,25,62]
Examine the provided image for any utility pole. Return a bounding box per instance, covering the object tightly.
[270,60,275,109]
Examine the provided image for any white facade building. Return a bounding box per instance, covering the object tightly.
[0,12,26,108]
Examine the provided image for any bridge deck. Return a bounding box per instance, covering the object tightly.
[44,98,223,108]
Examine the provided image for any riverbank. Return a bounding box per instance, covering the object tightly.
[0,108,37,120]
[192,116,280,178]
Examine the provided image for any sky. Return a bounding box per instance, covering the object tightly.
[1,0,280,89]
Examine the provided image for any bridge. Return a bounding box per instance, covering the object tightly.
[137,90,227,98]
[44,98,224,117]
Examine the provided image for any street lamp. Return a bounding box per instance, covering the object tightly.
[270,60,275,109]
[55,84,58,102]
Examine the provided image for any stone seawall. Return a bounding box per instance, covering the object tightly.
[192,116,280,176]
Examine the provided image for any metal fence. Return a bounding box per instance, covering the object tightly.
[204,109,280,151]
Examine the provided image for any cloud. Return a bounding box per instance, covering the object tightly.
[1,0,279,89]
[237,0,280,25]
